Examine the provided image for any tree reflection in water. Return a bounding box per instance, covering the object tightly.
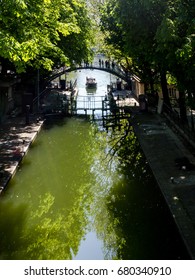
[89,119,189,260]
[0,118,189,260]
[0,119,94,260]
[25,192,90,260]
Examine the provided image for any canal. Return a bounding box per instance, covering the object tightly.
[0,67,190,260]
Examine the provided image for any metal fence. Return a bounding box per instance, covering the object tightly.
[163,102,195,145]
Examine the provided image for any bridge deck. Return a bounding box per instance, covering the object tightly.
[47,63,132,85]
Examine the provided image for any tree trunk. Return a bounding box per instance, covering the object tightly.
[160,70,171,108]
[150,79,154,94]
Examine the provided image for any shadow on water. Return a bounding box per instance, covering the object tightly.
[43,117,69,130]
[43,116,90,131]
[0,202,28,260]
[89,121,190,260]
[105,168,190,259]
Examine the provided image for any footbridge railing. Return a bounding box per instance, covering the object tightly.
[46,62,132,85]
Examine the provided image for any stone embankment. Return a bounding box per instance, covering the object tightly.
[0,116,44,194]
[131,110,195,259]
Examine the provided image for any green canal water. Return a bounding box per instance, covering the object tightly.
[0,65,190,260]
[0,117,190,260]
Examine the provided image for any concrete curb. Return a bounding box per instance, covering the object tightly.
[0,120,44,194]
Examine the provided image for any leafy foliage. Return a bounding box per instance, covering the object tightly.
[156,0,195,93]
[88,120,158,259]
[0,0,93,72]
[99,0,195,120]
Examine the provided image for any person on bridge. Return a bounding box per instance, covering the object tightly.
[105,60,110,68]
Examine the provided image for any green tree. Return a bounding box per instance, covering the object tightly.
[100,0,124,54]
[156,0,195,122]
[100,0,171,106]
[0,0,93,73]
[57,0,94,66]
[100,0,134,73]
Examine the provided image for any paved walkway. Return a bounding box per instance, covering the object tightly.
[0,116,43,194]
[131,110,195,259]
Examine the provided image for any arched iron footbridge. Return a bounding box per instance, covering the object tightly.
[47,62,132,86]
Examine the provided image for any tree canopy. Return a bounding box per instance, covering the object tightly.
[156,0,195,93]
[0,0,93,73]
[99,0,195,120]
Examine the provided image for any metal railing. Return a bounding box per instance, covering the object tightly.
[76,95,106,111]
[163,102,195,143]
[47,62,132,85]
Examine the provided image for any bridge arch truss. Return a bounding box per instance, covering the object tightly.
[47,64,132,86]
